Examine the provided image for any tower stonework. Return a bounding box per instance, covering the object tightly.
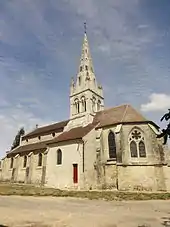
[66,31,104,130]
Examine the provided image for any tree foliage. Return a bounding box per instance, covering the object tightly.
[11,127,25,150]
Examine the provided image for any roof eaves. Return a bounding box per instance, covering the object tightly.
[47,137,83,145]
[95,120,154,129]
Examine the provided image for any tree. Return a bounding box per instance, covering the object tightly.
[157,110,170,145]
[11,127,25,150]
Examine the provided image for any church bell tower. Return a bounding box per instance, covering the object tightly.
[67,23,104,129]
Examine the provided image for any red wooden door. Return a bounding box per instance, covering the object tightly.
[73,164,78,184]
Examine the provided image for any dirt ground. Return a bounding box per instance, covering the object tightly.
[0,196,170,227]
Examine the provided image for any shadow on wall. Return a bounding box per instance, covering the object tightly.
[0,225,8,227]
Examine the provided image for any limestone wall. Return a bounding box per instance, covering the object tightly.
[163,166,170,191]
[120,124,166,165]
[117,165,166,191]
[29,153,44,184]
[103,164,117,189]
[96,123,168,191]
[0,157,12,181]
[21,131,62,146]
[46,142,83,189]
[0,152,45,185]
[83,128,98,189]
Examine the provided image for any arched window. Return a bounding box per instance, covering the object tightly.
[78,76,81,85]
[130,141,138,157]
[38,153,43,166]
[129,128,146,158]
[97,100,101,111]
[10,157,14,169]
[23,155,27,168]
[74,99,80,114]
[81,96,86,112]
[139,141,146,157]
[57,149,62,165]
[92,96,96,112]
[108,131,117,159]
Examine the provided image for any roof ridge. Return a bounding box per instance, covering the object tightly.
[121,104,129,122]
[97,103,130,114]
[35,119,69,129]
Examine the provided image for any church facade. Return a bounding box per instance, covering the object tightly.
[0,31,170,191]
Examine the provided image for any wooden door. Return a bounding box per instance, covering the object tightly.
[73,164,78,184]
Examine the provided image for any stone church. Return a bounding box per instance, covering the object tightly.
[0,30,170,191]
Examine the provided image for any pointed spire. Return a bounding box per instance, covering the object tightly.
[69,22,105,122]
[84,22,87,34]
[76,22,95,85]
[70,77,75,87]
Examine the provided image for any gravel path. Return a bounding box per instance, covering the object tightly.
[0,196,170,227]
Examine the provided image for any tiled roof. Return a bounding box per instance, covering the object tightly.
[94,104,156,128]
[47,123,97,144]
[7,140,53,157]
[8,124,96,156]
[7,104,158,157]
[22,120,69,139]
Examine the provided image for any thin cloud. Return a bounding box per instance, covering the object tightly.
[141,93,170,112]
[0,0,170,155]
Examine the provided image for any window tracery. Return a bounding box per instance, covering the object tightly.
[129,128,146,158]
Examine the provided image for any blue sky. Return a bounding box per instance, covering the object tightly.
[0,0,170,156]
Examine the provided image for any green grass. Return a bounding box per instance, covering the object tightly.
[0,182,170,201]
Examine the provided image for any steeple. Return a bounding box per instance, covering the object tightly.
[68,23,104,128]
[77,23,95,82]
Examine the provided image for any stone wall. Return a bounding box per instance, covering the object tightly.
[83,128,98,189]
[97,123,168,191]
[102,163,117,189]
[45,141,84,189]
[163,165,170,191]
[117,165,166,191]
[21,131,63,146]
[0,152,46,185]
[0,157,12,181]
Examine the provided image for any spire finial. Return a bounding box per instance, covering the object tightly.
[84,22,87,34]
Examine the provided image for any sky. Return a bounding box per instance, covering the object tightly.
[0,0,170,157]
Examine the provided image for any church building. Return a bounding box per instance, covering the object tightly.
[0,29,170,192]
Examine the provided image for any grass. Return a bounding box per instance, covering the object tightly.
[0,182,170,201]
